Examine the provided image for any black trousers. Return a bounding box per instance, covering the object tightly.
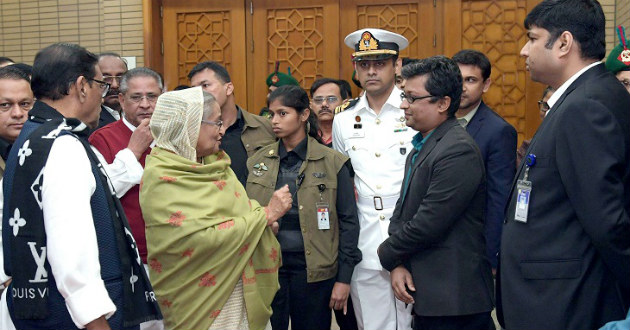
[271,251,336,330]
[413,311,495,330]
[334,296,359,330]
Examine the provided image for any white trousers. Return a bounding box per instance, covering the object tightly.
[350,268,413,330]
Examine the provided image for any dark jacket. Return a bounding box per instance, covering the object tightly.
[378,118,494,317]
[465,102,517,268]
[498,63,630,330]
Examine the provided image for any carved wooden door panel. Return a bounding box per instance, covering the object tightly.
[162,0,248,107]
[339,0,437,98]
[249,0,340,112]
[443,0,543,142]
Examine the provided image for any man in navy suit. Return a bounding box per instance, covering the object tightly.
[452,49,517,272]
[498,0,630,329]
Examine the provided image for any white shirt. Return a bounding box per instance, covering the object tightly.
[547,62,601,112]
[0,134,144,329]
[332,86,417,269]
[333,86,416,198]
[457,102,480,128]
[122,115,156,149]
[102,105,121,121]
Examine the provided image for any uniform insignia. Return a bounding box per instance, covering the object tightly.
[313,172,326,178]
[253,162,268,176]
[619,49,630,65]
[271,74,279,84]
[359,31,380,51]
[400,147,407,155]
[335,97,359,114]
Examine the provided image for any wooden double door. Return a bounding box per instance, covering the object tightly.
[145,0,543,142]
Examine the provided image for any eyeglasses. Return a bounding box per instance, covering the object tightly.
[312,96,339,105]
[400,92,434,104]
[127,94,159,104]
[103,75,123,84]
[537,100,550,112]
[201,119,223,128]
[89,78,111,98]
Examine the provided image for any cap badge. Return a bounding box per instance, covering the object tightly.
[619,49,630,65]
[359,31,379,51]
[271,74,280,84]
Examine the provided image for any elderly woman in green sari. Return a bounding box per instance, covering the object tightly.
[140,86,291,330]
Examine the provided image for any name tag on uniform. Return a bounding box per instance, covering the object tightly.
[317,202,330,230]
[514,180,532,223]
[350,130,365,138]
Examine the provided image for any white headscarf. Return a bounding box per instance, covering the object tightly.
[150,86,204,161]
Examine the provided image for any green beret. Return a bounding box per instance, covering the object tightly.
[605,26,630,74]
[266,71,299,87]
[266,61,299,87]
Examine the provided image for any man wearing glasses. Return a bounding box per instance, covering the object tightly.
[95,53,128,130]
[310,78,349,147]
[332,28,416,330]
[89,68,163,318]
[378,55,494,330]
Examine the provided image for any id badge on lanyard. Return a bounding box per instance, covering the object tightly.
[316,184,330,230]
[514,154,536,223]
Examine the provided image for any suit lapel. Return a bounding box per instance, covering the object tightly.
[465,102,486,138]
[401,118,457,203]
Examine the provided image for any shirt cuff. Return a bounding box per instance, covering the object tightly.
[64,278,116,328]
[336,262,355,284]
[116,148,143,183]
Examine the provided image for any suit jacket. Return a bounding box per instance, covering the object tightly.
[97,105,118,129]
[379,118,494,317]
[498,63,630,330]
[466,102,517,268]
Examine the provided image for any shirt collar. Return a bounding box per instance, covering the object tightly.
[102,105,121,120]
[278,136,308,161]
[458,102,480,127]
[411,130,434,150]
[353,85,403,115]
[228,106,245,132]
[122,115,136,132]
[547,62,601,110]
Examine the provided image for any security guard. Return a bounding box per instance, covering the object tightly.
[332,28,416,330]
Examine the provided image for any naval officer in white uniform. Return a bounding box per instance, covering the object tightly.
[332,28,416,330]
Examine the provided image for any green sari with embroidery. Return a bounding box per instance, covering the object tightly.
[140,147,281,330]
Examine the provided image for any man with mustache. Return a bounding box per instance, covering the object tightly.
[310,78,348,147]
[95,53,127,130]
[332,28,416,330]
[0,66,32,175]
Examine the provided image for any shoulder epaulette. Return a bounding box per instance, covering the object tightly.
[335,97,359,114]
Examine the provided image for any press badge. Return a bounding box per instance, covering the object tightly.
[317,202,330,230]
[514,179,531,223]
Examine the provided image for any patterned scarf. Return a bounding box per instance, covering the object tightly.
[6,109,161,326]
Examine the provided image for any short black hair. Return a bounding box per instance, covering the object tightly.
[0,57,14,65]
[187,61,231,83]
[337,79,352,99]
[452,49,492,81]
[0,65,31,83]
[31,43,98,100]
[402,56,462,118]
[524,0,605,60]
[9,63,33,78]
[174,85,190,91]
[401,57,420,67]
[310,78,349,99]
